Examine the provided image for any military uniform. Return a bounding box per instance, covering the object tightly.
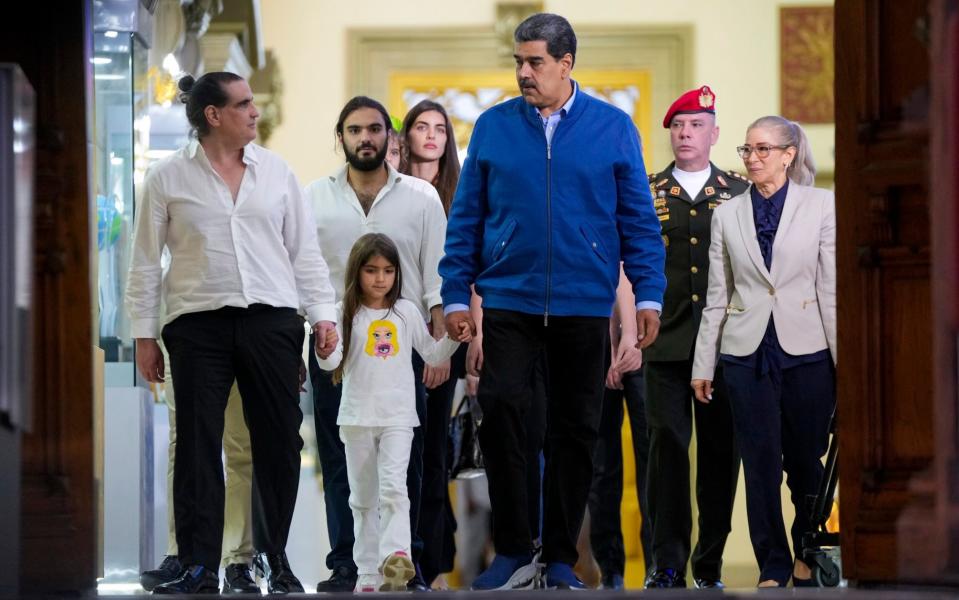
[643,161,747,583]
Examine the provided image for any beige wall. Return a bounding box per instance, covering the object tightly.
[261,0,833,582]
[262,0,834,186]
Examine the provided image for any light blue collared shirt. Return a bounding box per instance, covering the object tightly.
[535,81,576,146]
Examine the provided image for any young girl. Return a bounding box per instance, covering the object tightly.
[317,233,464,592]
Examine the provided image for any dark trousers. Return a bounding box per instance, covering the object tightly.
[309,336,427,573]
[408,353,429,564]
[417,345,467,585]
[162,305,304,571]
[588,362,651,577]
[722,358,835,585]
[644,359,740,579]
[478,308,608,566]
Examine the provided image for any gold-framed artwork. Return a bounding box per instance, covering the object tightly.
[780,6,834,123]
[388,69,654,165]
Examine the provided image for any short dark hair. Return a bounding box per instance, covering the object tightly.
[514,13,577,67]
[177,72,244,139]
[335,96,393,139]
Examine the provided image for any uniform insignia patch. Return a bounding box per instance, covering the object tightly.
[654,197,667,207]
[656,207,669,215]
[717,175,728,187]
[661,234,669,247]
[670,186,681,196]
[705,186,715,196]
[658,214,670,222]
[657,190,667,198]
[709,201,719,209]
[720,192,731,199]
[657,178,669,188]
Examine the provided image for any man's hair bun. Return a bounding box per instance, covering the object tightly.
[177,74,195,104]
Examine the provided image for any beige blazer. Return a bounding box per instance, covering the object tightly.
[691,182,837,381]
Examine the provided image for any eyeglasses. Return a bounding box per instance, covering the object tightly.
[736,144,791,159]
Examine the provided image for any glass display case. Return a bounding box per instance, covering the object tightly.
[92,29,150,371]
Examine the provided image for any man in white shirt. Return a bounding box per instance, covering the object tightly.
[304,96,448,593]
[125,71,337,595]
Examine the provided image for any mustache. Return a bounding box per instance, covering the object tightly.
[519,78,536,89]
[356,142,377,151]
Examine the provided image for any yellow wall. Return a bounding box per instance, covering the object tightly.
[261,0,834,186]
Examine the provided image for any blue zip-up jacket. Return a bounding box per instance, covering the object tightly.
[439,88,666,319]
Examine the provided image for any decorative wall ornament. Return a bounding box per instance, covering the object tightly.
[494,2,544,66]
[389,69,652,162]
[780,6,834,123]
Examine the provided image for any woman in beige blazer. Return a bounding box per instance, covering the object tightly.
[691,116,836,588]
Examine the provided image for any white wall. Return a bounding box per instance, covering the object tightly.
[262,0,834,185]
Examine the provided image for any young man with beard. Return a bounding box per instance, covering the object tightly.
[304,96,449,592]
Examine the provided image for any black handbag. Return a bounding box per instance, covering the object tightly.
[448,394,485,480]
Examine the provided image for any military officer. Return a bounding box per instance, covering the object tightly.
[643,85,747,590]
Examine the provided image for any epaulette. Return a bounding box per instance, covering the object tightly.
[648,172,658,183]
[726,170,751,185]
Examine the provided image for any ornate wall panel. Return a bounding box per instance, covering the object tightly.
[348,25,691,171]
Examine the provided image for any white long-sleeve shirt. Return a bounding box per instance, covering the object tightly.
[318,299,460,427]
[305,164,447,321]
[125,140,336,338]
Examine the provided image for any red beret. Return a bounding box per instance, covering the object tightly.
[662,85,716,128]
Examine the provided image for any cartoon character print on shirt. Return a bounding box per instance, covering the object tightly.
[365,319,399,359]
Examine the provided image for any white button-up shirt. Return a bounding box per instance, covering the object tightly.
[304,164,447,321]
[126,140,336,339]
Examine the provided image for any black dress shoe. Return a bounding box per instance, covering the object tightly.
[407,563,431,592]
[695,577,725,589]
[141,555,182,592]
[153,564,220,594]
[224,563,261,594]
[645,568,686,589]
[315,565,357,592]
[254,552,304,594]
[792,575,817,587]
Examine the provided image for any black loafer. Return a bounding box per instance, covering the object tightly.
[153,564,219,594]
[254,552,304,594]
[316,565,358,592]
[645,568,686,589]
[140,555,182,592]
[224,563,261,594]
[695,577,725,589]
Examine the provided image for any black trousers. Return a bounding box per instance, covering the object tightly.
[644,359,740,579]
[417,344,466,585]
[478,308,608,566]
[588,361,651,577]
[309,337,427,573]
[722,358,835,585]
[162,305,304,571]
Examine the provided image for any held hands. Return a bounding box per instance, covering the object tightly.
[313,320,338,360]
[635,309,661,349]
[691,379,714,404]
[135,338,165,383]
[445,310,475,343]
[606,335,643,390]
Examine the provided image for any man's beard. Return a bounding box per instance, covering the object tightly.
[345,142,387,172]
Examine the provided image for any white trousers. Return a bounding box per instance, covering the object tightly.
[340,425,414,576]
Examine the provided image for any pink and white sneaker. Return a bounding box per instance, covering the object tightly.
[355,574,379,592]
[379,551,416,592]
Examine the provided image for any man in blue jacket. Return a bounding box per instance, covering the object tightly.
[440,12,666,590]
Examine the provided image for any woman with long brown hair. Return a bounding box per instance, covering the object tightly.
[400,100,464,588]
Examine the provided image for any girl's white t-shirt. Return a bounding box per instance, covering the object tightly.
[317,298,460,427]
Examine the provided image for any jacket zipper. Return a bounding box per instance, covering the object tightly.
[544,136,552,327]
